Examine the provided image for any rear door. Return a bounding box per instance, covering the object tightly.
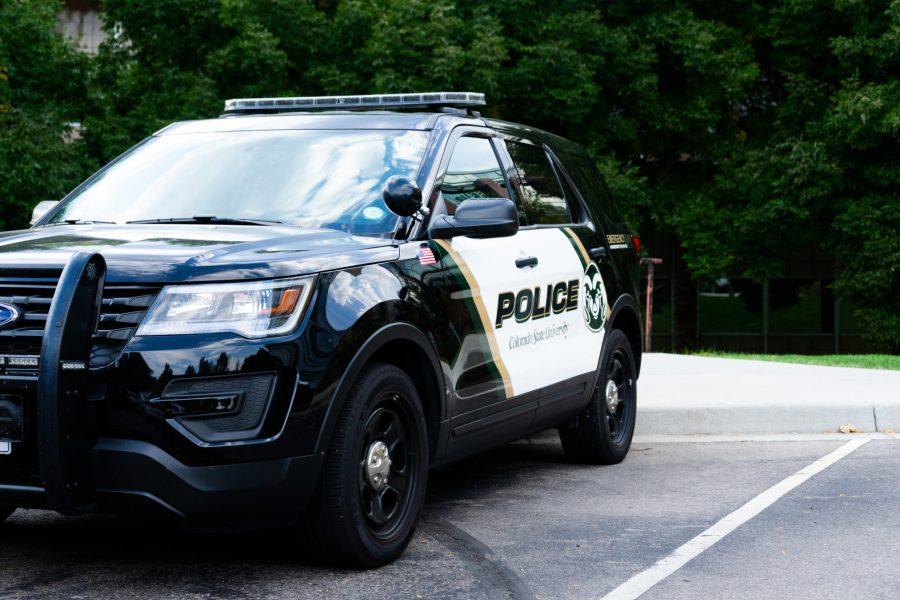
[496,138,611,418]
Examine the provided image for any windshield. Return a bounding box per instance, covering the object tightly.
[46,129,430,238]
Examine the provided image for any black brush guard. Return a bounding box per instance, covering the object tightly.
[37,251,106,514]
[20,251,322,523]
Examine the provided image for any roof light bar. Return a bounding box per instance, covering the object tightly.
[223,91,485,114]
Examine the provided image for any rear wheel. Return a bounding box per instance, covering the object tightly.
[299,364,428,567]
[559,329,637,464]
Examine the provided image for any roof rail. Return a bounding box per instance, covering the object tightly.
[222,92,485,115]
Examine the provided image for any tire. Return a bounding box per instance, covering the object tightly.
[559,329,637,464]
[299,363,428,567]
[0,507,14,523]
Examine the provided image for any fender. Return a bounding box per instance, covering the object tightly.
[312,321,446,455]
[609,292,643,347]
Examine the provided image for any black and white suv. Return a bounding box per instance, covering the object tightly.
[0,92,643,566]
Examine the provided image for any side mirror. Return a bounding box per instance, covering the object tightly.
[430,198,519,240]
[382,176,422,217]
[30,200,59,226]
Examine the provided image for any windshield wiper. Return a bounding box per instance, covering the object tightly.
[126,216,283,226]
[48,219,118,226]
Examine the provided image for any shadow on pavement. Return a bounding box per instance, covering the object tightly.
[0,434,568,598]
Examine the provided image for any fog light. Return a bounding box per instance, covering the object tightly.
[154,373,278,444]
[151,393,242,418]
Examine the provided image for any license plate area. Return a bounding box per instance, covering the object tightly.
[0,394,24,445]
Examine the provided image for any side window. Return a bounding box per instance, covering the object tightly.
[440,136,509,214]
[553,160,582,222]
[506,141,573,225]
[561,146,625,226]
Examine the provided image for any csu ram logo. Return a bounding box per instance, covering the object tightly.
[582,263,607,332]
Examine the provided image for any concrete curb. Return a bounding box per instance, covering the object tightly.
[874,398,900,432]
[635,404,883,436]
[635,354,900,436]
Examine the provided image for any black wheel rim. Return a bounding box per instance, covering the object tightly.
[604,349,634,444]
[358,393,418,540]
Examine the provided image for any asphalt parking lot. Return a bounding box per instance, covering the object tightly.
[1,432,896,599]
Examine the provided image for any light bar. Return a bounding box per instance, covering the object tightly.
[223,91,486,114]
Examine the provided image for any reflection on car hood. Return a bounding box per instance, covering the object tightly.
[0,224,398,283]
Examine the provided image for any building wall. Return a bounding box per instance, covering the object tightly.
[56,0,105,54]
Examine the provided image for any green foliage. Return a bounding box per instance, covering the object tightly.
[0,0,89,230]
[833,193,900,350]
[685,0,900,349]
[0,0,896,347]
[0,111,87,231]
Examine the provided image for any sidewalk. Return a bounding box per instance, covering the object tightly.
[636,354,900,435]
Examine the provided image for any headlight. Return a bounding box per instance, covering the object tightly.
[137,276,315,338]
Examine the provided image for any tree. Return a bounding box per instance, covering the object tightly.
[0,0,90,230]
[0,0,895,348]
[88,0,758,231]
[676,0,899,349]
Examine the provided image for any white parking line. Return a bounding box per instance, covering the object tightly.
[633,433,895,443]
[600,438,871,600]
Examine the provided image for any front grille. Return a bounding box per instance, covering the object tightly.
[92,284,161,366]
[0,272,160,369]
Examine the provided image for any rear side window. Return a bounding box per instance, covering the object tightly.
[558,146,626,226]
[506,141,572,225]
[440,136,509,214]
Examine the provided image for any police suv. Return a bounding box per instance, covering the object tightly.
[0,92,642,566]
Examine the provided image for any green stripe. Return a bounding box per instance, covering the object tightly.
[431,242,510,401]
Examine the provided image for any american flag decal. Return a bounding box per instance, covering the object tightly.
[418,244,438,266]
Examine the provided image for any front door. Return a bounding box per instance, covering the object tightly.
[431,134,527,419]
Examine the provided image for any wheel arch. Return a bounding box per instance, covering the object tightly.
[313,322,447,458]
[608,294,643,377]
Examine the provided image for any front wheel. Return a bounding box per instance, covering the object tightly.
[559,329,637,464]
[299,364,428,567]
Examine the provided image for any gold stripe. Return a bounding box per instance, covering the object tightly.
[563,226,591,266]
[434,239,514,398]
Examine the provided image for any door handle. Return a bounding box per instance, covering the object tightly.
[589,247,608,260]
[516,256,538,269]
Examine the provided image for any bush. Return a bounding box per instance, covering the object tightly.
[0,0,90,230]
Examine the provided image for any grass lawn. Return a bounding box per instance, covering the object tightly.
[693,351,900,371]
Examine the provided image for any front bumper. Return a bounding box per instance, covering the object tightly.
[1,438,323,525]
[0,252,334,524]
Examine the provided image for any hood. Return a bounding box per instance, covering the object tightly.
[0,224,398,283]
